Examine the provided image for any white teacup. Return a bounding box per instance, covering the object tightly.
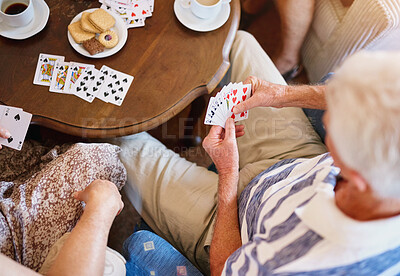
[182,0,231,20]
[0,0,34,27]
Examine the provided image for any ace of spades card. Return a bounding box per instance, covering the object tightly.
[71,67,100,103]
[33,53,65,86]
[49,61,71,93]
[0,106,32,151]
[98,69,134,106]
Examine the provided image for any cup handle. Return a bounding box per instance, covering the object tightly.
[180,0,191,9]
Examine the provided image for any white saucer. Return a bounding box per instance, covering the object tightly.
[0,0,49,40]
[174,0,230,32]
[67,8,128,58]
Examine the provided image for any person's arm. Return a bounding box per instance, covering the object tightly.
[47,179,124,276]
[233,76,327,114]
[0,127,11,150]
[203,119,244,276]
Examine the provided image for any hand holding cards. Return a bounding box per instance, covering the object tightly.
[204,82,251,128]
[0,105,32,151]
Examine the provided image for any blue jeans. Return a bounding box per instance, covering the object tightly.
[123,230,204,276]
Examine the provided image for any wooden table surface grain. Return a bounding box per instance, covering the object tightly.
[0,0,240,138]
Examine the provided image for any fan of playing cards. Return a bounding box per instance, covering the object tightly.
[0,105,32,151]
[204,82,252,128]
[99,0,154,29]
[33,53,134,106]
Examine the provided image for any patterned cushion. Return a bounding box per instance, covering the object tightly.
[0,143,127,271]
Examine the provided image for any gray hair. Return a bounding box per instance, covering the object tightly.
[326,51,400,199]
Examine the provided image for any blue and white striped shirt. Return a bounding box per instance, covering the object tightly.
[223,153,400,275]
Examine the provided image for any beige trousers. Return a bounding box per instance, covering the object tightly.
[113,31,326,275]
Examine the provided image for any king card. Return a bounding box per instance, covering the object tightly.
[64,62,94,94]
[49,61,71,93]
[33,53,65,86]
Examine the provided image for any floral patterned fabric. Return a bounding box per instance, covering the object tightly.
[0,141,127,271]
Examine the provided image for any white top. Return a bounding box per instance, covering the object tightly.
[223,153,400,275]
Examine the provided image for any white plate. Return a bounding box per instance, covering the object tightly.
[173,0,230,32]
[67,8,128,58]
[0,0,49,40]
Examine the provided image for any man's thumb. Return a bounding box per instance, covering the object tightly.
[233,97,256,114]
[224,118,236,140]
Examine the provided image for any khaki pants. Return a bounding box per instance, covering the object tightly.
[113,31,327,275]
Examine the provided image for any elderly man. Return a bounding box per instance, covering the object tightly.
[116,31,400,275]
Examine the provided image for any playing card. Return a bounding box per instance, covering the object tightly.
[98,68,134,106]
[124,17,145,28]
[64,62,94,94]
[49,61,70,93]
[87,65,113,101]
[204,82,252,128]
[33,53,65,86]
[70,67,100,103]
[0,106,32,151]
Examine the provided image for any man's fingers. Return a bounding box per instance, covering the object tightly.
[236,131,245,138]
[224,118,236,140]
[208,125,224,138]
[233,96,258,114]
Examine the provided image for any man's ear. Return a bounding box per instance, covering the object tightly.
[348,170,369,192]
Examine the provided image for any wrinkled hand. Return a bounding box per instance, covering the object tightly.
[74,179,124,216]
[0,127,11,150]
[202,118,244,175]
[232,76,287,114]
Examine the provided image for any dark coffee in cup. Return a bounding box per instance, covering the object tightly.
[4,3,27,15]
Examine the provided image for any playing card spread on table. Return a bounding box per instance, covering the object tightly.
[204,82,251,128]
[33,54,65,86]
[64,62,94,93]
[98,68,134,106]
[49,61,70,93]
[70,67,100,103]
[0,105,32,151]
[88,65,113,102]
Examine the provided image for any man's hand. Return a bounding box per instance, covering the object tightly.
[202,118,244,175]
[232,76,287,114]
[0,127,11,150]
[73,179,124,217]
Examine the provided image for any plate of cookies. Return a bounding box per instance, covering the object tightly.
[67,8,128,58]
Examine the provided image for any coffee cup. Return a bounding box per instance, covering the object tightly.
[181,0,231,20]
[0,0,34,27]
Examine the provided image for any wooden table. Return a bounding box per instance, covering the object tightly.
[0,0,240,138]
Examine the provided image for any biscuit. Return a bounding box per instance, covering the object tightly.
[68,21,95,44]
[89,9,115,33]
[83,38,105,55]
[81,12,101,33]
[98,30,119,48]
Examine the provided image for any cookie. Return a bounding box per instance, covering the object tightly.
[98,30,119,48]
[89,9,115,33]
[81,12,101,33]
[83,38,105,55]
[68,21,95,44]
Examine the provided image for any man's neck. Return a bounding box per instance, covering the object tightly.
[335,179,400,221]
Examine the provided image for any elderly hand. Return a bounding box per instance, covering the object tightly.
[202,118,244,175]
[73,179,124,217]
[232,76,287,114]
[0,127,11,150]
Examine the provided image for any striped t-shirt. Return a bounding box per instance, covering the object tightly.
[222,153,400,275]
